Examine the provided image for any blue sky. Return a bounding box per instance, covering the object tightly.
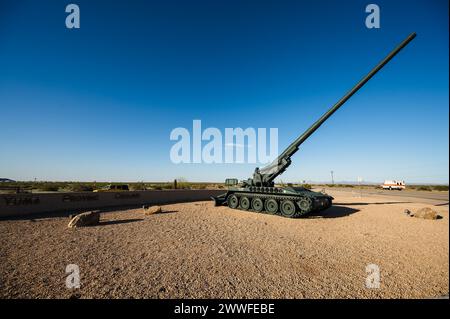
[0,0,448,183]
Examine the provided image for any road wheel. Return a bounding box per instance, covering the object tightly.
[298,197,313,213]
[265,199,278,214]
[251,198,264,212]
[280,200,297,218]
[240,197,250,210]
[227,194,239,209]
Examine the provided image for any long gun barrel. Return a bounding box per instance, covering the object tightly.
[280,32,416,159]
[257,33,416,186]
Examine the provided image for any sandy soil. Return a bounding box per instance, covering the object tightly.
[0,192,448,299]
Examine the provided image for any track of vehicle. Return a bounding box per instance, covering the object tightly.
[225,191,332,218]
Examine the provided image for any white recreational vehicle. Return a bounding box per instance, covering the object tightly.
[381,180,406,190]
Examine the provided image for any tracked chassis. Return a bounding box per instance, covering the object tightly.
[212,186,333,218]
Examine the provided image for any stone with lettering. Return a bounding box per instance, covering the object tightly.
[68,211,100,228]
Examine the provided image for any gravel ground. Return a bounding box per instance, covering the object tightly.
[0,192,448,299]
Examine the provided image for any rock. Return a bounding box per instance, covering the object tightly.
[68,211,100,228]
[404,209,412,216]
[412,207,441,220]
[143,205,162,215]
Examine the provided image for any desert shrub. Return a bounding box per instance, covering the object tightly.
[191,183,207,189]
[145,183,170,190]
[432,185,449,191]
[302,184,312,190]
[68,183,94,192]
[37,183,59,192]
[177,182,190,189]
[326,184,335,187]
[416,186,432,191]
[129,183,146,191]
[174,178,190,189]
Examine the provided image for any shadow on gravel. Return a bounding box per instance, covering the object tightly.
[334,201,411,206]
[156,210,178,214]
[435,202,449,207]
[99,218,144,226]
[306,205,359,218]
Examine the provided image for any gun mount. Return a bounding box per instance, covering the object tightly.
[213,33,416,218]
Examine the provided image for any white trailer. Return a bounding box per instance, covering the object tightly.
[381,180,406,190]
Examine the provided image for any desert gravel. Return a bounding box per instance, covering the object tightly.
[0,191,448,298]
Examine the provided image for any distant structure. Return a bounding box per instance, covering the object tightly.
[0,178,16,183]
[381,180,406,190]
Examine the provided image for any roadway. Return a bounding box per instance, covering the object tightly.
[317,187,449,206]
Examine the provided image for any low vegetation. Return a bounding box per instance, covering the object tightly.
[129,183,147,191]
[0,181,447,193]
[431,185,449,191]
[324,184,354,188]
[0,181,226,193]
[68,183,94,192]
[408,185,448,192]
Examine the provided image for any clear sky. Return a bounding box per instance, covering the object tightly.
[0,0,448,184]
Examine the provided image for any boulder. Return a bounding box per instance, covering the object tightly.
[411,207,441,220]
[68,211,100,228]
[143,205,162,215]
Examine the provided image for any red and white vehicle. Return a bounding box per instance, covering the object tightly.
[381,180,406,190]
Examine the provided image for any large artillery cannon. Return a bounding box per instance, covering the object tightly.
[212,33,416,218]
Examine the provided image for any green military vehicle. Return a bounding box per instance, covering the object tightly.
[213,33,416,218]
